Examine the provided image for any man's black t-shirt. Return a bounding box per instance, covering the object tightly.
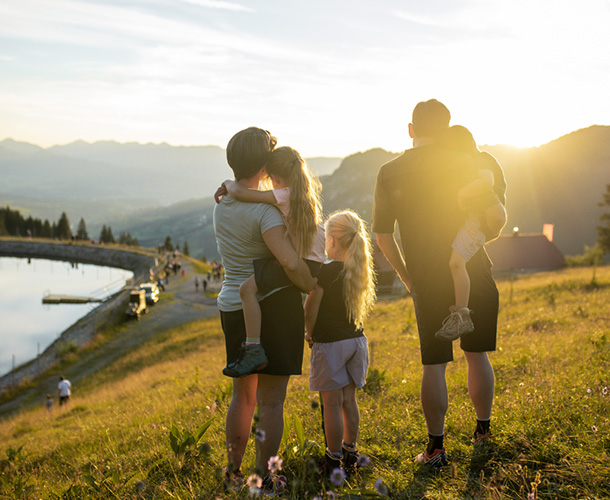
[312,261,364,344]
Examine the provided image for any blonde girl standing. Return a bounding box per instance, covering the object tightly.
[216,146,325,377]
[304,210,376,474]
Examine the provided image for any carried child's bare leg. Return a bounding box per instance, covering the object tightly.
[222,276,268,378]
[240,275,262,344]
[435,250,475,342]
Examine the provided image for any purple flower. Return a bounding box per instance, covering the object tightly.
[375,477,388,495]
[356,454,371,467]
[330,468,346,486]
[268,455,283,473]
[135,480,146,493]
[527,493,535,500]
[326,492,336,499]
[255,429,266,442]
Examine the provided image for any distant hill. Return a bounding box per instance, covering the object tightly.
[1,127,608,258]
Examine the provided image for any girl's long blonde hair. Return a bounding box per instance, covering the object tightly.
[325,210,377,329]
[267,147,322,259]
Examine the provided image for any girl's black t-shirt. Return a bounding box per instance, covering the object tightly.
[312,261,364,343]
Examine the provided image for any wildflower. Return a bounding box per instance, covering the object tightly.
[326,492,336,499]
[527,493,535,500]
[313,497,323,500]
[603,387,608,395]
[356,454,371,467]
[375,477,388,495]
[330,468,346,486]
[592,425,598,432]
[255,429,266,442]
[151,424,156,429]
[587,388,592,394]
[246,474,262,488]
[249,486,261,497]
[401,379,406,384]
[211,401,217,412]
[268,455,283,473]
[135,480,146,493]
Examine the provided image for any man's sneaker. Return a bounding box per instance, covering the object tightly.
[435,308,474,341]
[223,468,244,492]
[223,343,268,377]
[472,430,493,444]
[415,448,448,468]
[260,473,287,496]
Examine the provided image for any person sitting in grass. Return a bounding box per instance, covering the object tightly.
[304,210,376,475]
[435,125,507,342]
[215,146,325,378]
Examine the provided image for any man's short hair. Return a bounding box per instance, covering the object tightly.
[411,99,451,138]
[226,127,277,180]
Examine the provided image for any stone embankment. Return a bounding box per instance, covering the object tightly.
[0,239,164,393]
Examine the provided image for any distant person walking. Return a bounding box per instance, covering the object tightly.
[372,99,503,467]
[57,376,72,406]
[195,276,200,292]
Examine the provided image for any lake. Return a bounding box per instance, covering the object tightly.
[0,257,133,377]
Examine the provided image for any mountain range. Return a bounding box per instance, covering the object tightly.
[1,126,609,259]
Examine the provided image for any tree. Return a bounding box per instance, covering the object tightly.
[597,184,610,254]
[76,218,89,240]
[56,212,72,240]
[183,240,190,256]
[164,235,174,252]
[99,225,116,244]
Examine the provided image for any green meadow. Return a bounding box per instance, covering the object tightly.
[1,267,609,499]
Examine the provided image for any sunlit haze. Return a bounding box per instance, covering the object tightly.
[1,0,608,156]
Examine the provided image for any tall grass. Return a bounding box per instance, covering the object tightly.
[0,267,608,499]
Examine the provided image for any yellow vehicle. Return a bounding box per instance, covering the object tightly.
[126,288,148,321]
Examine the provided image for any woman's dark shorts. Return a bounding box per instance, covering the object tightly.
[253,257,322,296]
[220,285,305,376]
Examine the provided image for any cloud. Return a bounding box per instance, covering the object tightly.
[180,0,254,12]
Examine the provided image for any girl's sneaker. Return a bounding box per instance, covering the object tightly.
[222,343,268,377]
[435,308,474,341]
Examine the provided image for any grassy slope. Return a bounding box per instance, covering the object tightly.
[1,267,609,499]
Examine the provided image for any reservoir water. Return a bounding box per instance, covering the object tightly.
[0,257,133,377]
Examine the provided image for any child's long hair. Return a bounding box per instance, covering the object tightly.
[325,210,376,329]
[266,147,322,258]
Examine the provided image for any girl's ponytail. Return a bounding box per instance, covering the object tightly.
[267,147,322,258]
[325,210,376,328]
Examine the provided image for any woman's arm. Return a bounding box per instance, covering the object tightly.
[304,285,324,347]
[262,225,316,292]
[223,179,277,204]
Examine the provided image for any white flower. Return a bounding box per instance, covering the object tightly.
[246,474,262,488]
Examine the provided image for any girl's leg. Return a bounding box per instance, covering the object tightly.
[341,383,359,445]
[449,249,470,310]
[240,275,262,342]
[255,374,290,474]
[226,374,258,471]
[320,388,345,454]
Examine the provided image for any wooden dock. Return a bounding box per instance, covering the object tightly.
[42,294,104,305]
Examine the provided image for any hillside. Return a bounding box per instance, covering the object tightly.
[0,266,608,498]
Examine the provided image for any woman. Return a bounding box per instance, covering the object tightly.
[213,127,316,491]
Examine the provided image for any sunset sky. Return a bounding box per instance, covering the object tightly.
[1,0,609,157]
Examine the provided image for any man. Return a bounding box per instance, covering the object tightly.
[372,99,501,466]
[57,376,71,406]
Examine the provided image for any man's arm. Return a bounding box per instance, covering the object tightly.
[262,225,316,292]
[376,232,412,292]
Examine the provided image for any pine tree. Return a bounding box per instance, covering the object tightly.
[56,212,72,240]
[183,240,190,256]
[164,235,174,252]
[597,184,610,254]
[76,218,89,240]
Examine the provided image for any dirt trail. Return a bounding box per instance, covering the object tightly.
[0,258,220,419]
